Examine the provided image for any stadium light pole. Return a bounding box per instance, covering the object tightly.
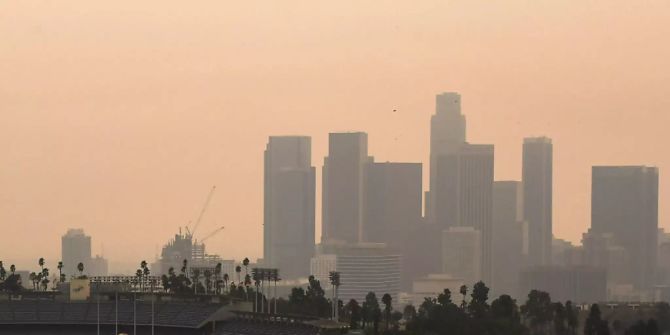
[115,292,118,335]
[133,292,136,335]
[151,293,154,335]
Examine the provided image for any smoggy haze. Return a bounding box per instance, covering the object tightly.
[1,1,669,272]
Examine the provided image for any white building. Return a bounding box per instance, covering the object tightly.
[314,242,401,303]
[310,254,337,284]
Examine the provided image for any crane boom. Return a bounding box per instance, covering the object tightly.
[191,185,216,237]
[199,226,225,243]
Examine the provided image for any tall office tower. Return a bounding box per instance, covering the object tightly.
[442,227,482,286]
[322,132,373,243]
[434,144,494,282]
[591,166,659,289]
[428,92,467,222]
[61,229,92,277]
[263,136,316,279]
[523,137,553,266]
[364,162,422,245]
[492,181,527,298]
[365,162,422,290]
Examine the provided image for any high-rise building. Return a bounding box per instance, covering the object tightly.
[428,92,466,222]
[61,229,108,277]
[434,144,494,282]
[442,227,482,286]
[591,166,659,289]
[61,229,91,277]
[264,136,316,279]
[523,137,553,266]
[364,162,422,245]
[322,132,373,243]
[492,181,527,298]
[364,162,422,289]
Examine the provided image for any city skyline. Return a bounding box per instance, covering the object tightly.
[2,1,670,271]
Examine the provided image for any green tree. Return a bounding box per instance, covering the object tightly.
[553,302,567,335]
[459,284,468,308]
[521,290,554,335]
[345,299,362,329]
[584,304,609,335]
[469,281,490,319]
[566,300,579,335]
[403,304,417,322]
[382,293,392,331]
[363,292,381,334]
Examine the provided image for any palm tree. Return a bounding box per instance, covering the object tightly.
[77,262,85,278]
[181,259,188,275]
[329,271,341,320]
[38,258,45,272]
[57,261,64,282]
[40,268,49,291]
[235,265,242,284]
[204,269,212,294]
[459,285,468,308]
[0,261,5,281]
[10,264,16,275]
[242,258,250,278]
[29,272,37,290]
[223,273,230,293]
[214,263,222,294]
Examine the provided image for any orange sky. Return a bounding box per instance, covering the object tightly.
[1,1,669,273]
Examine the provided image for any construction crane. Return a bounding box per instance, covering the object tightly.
[189,185,216,238]
[198,226,225,244]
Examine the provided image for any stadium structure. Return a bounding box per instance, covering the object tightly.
[0,280,348,335]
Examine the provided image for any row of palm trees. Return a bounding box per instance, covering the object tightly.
[0,258,89,292]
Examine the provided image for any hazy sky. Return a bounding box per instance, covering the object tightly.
[2,1,669,273]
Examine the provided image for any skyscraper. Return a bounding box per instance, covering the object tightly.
[522,137,553,266]
[264,136,316,279]
[492,181,527,297]
[365,161,422,290]
[428,92,466,222]
[322,132,373,243]
[61,229,109,277]
[364,162,422,245]
[434,144,494,282]
[591,166,659,289]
